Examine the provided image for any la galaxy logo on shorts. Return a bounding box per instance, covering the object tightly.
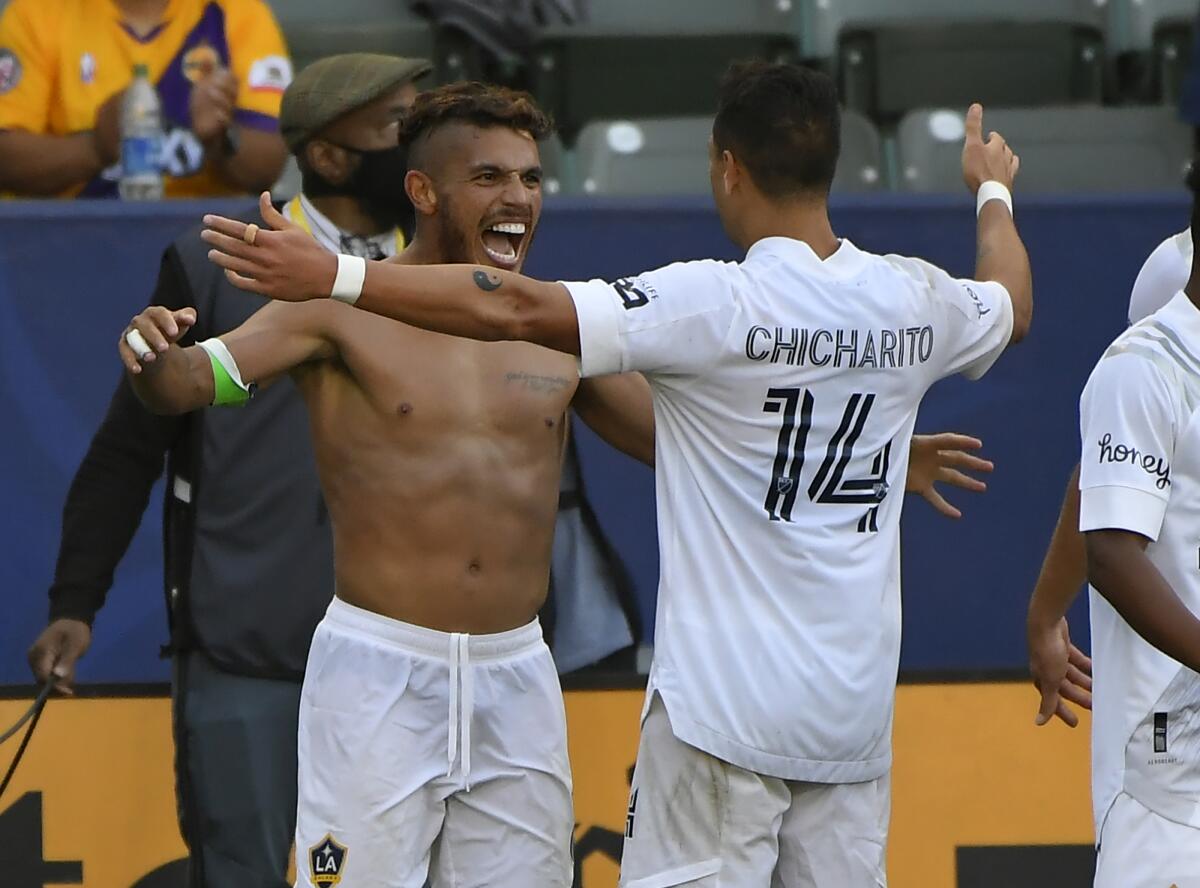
[308,834,348,886]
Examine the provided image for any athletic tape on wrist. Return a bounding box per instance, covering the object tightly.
[976,181,1013,218]
[197,338,254,407]
[331,253,366,305]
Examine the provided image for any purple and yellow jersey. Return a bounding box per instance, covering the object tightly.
[0,0,291,198]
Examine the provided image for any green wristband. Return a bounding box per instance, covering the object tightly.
[199,339,253,407]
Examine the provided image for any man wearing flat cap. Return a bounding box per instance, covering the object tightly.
[27,53,429,888]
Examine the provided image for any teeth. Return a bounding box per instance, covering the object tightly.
[490,222,526,235]
[483,242,517,263]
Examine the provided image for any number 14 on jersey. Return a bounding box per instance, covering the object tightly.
[763,387,892,532]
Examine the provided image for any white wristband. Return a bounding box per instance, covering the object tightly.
[330,253,366,305]
[125,328,153,360]
[976,181,1013,218]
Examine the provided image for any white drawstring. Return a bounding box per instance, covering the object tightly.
[447,632,460,778]
[460,634,473,790]
[446,633,474,789]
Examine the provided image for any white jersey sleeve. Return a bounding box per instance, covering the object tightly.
[1128,231,1192,325]
[562,260,739,378]
[1078,351,1176,541]
[882,255,1014,381]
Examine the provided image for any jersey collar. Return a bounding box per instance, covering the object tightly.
[745,236,866,279]
[1156,290,1200,340]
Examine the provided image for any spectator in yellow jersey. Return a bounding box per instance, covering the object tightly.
[0,0,290,197]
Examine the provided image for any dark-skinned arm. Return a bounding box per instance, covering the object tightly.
[1026,464,1093,726]
[1087,529,1200,673]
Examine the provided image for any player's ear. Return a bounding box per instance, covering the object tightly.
[406,170,437,216]
[721,149,740,196]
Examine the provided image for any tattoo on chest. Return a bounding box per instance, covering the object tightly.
[506,371,571,394]
[474,270,502,291]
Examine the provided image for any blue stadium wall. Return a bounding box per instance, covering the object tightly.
[0,192,1187,685]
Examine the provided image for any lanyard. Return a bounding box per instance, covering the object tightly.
[285,198,405,254]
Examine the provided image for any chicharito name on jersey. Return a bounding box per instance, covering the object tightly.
[744,324,935,369]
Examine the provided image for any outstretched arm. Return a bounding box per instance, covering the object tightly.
[202,194,583,353]
[119,299,338,414]
[961,103,1032,343]
[573,373,656,467]
[1026,464,1092,727]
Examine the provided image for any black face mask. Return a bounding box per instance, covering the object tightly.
[304,143,413,235]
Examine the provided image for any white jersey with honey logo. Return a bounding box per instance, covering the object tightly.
[1079,291,1200,837]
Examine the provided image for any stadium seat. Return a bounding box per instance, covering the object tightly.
[269,0,434,79]
[837,109,887,192]
[1116,0,1198,51]
[1107,1,1197,101]
[895,105,1191,193]
[574,110,884,197]
[537,133,569,196]
[528,0,802,142]
[806,0,1107,119]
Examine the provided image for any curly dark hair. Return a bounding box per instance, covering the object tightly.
[399,82,554,161]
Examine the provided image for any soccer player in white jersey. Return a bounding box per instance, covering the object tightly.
[201,62,1032,885]
[1028,189,1200,882]
[1028,226,1191,731]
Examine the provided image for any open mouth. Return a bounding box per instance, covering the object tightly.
[480,221,528,270]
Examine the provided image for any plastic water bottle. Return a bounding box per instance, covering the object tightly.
[118,63,164,201]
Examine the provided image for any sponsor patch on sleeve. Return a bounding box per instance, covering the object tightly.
[247,55,292,93]
[0,49,23,95]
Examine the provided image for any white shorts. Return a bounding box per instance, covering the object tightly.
[1095,791,1200,888]
[295,597,574,888]
[620,693,889,888]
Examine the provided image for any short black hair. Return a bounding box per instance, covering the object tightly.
[712,60,841,199]
[399,81,554,170]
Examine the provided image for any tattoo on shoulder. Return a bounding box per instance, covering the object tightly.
[474,269,502,292]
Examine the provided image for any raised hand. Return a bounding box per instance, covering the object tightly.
[119,306,197,374]
[906,433,993,519]
[190,67,238,146]
[961,103,1020,195]
[1029,616,1093,727]
[202,191,336,301]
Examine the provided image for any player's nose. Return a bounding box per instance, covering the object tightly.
[499,173,534,209]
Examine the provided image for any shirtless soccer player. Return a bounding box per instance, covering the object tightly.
[202,67,1025,885]
[119,83,652,888]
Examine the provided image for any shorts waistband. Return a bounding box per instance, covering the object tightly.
[324,596,545,663]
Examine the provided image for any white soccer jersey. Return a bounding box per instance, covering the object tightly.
[564,237,1013,782]
[1079,292,1200,839]
[1130,229,1192,325]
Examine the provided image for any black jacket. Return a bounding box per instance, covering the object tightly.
[48,223,334,681]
